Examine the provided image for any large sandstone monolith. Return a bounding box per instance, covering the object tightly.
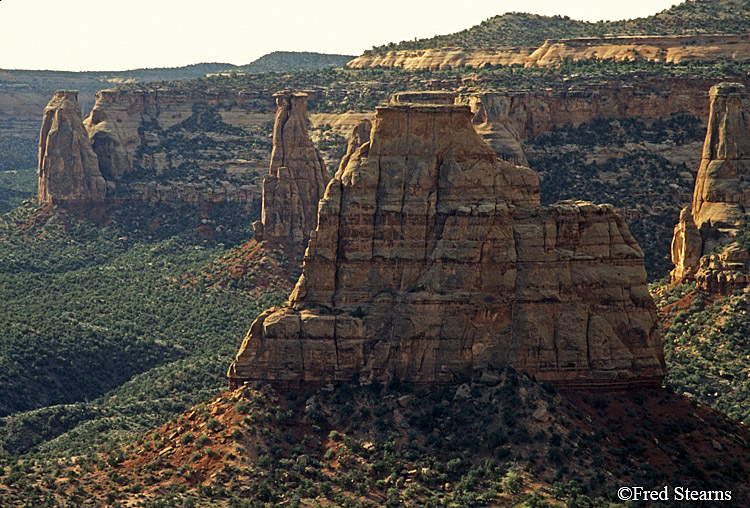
[229,102,665,390]
[671,83,750,292]
[252,92,330,252]
[38,91,106,203]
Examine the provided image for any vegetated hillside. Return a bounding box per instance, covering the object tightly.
[367,0,750,54]
[238,52,354,74]
[0,167,36,214]
[1,376,747,507]
[526,112,705,281]
[653,279,750,425]
[0,202,293,456]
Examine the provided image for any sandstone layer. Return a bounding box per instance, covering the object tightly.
[37,88,274,206]
[229,102,665,390]
[347,34,750,70]
[346,47,535,70]
[252,92,330,251]
[336,119,372,178]
[38,91,106,203]
[671,82,750,293]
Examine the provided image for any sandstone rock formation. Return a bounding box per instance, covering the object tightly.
[525,35,750,68]
[38,91,107,203]
[252,92,330,251]
[37,88,272,207]
[347,34,750,70]
[336,119,372,178]
[671,82,750,293]
[229,102,665,390]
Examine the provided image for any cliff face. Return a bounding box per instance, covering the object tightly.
[347,34,750,70]
[252,92,330,251]
[38,87,275,206]
[229,102,665,390]
[526,35,750,68]
[38,91,107,203]
[671,82,750,292]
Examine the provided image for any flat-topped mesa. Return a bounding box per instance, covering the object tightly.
[38,91,106,204]
[229,102,665,391]
[671,83,750,292]
[252,92,330,253]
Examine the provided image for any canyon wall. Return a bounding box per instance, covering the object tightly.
[229,102,665,390]
[347,34,750,70]
[671,82,750,293]
[37,87,276,206]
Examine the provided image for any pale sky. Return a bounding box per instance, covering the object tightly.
[1,0,682,71]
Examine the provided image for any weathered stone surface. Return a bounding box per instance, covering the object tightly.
[456,94,528,166]
[691,83,750,234]
[347,34,750,70]
[336,119,372,178]
[229,103,665,390]
[253,92,330,251]
[670,207,702,283]
[38,91,106,203]
[671,83,750,292]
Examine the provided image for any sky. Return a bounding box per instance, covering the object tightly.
[1,0,683,71]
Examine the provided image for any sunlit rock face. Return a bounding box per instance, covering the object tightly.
[252,91,330,254]
[38,91,106,203]
[671,83,750,293]
[229,102,665,391]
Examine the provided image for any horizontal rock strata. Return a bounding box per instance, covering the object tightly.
[229,102,665,390]
[347,34,750,70]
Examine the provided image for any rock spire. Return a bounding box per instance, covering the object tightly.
[38,91,106,203]
[252,92,330,253]
[671,83,750,292]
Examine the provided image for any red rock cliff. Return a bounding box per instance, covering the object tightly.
[229,102,665,390]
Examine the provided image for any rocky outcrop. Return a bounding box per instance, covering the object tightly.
[670,207,702,283]
[252,92,330,250]
[336,119,372,178]
[671,83,750,292]
[525,35,750,68]
[229,102,665,390]
[38,91,107,203]
[37,88,273,207]
[347,34,750,70]
[346,47,535,70]
[455,94,528,166]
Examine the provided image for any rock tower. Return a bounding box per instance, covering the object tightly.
[38,91,106,203]
[229,101,665,390]
[252,91,330,253]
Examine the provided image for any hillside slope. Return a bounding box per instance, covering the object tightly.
[366,0,750,54]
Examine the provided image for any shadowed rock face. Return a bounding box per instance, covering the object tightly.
[229,102,665,390]
[671,83,750,292]
[252,92,330,252]
[38,91,106,203]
